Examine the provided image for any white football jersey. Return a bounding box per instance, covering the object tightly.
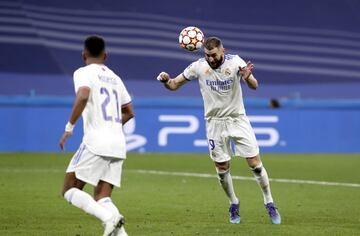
[73,64,131,159]
[183,54,247,119]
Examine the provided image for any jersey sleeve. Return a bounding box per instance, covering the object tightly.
[183,61,199,81]
[73,68,92,93]
[118,80,132,106]
[235,55,247,68]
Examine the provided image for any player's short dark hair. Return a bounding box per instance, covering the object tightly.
[84,35,105,57]
[204,37,223,50]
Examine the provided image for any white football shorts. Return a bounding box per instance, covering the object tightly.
[205,115,259,163]
[66,143,124,187]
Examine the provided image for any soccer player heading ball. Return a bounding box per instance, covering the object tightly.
[157,37,281,225]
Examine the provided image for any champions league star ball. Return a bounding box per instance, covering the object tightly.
[179,26,204,52]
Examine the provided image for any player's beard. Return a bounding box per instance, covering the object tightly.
[207,55,224,69]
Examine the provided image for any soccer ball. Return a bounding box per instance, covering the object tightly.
[179,26,204,52]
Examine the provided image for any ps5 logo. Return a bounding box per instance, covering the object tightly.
[158,115,280,147]
[158,115,199,146]
[248,115,279,147]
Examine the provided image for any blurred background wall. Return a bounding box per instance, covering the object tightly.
[1,0,359,152]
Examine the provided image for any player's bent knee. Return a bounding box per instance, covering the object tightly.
[62,172,84,196]
[251,163,263,174]
[215,161,230,182]
[215,161,230,172]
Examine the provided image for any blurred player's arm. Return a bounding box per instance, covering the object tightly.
[121,102,134,125]
[157,72,188,91]
[59,86,90,150]
[240,61,258,90]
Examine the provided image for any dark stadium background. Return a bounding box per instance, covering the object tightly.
[1,0,359,152]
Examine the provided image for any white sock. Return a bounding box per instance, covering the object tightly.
[217,169,239,204]
[251,163,273,204]
[64,188,113,222]
[97,197,121,218]
[98,197,127,236]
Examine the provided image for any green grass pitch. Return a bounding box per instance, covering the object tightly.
[0,153,359,235]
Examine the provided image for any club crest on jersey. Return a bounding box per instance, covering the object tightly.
[224,68,231,76]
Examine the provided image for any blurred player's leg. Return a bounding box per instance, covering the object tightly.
[95,180,127,236]
[216,161,240,224]
[98,197,127,236]
[217,169,239,205]
[63,173,121,235]
[63,187,113,222]
[250,163,273,204]
[247,156,281,224]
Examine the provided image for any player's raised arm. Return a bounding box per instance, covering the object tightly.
[240,61,258,90]
[59,86,90,150]
[156,72,188,91]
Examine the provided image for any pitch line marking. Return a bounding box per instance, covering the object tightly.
[1,168,359,188]
[130,169,360,188]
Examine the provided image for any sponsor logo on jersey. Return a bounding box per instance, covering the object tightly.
[205,79,233,91]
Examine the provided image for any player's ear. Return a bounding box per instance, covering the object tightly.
[82,51,86,61]
[103,52,107,61]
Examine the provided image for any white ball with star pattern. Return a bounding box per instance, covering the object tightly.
[179,26,204,52]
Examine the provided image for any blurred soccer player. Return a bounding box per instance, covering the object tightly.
[156,37,281,225]
[59,35,133,236]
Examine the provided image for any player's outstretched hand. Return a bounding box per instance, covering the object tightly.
[59,131,72,150]
[239,61,254,80]
[157,72,170,83]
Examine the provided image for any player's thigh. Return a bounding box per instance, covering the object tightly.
[231,116,259,158]
[206,119,232,163]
